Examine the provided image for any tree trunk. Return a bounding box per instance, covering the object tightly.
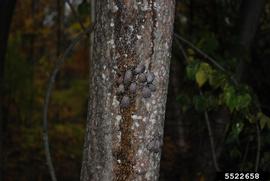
[80,0,175,180]
[235,0,265,82]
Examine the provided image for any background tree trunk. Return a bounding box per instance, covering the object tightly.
[160,57,191,181]
[80,0,175,180]
[235,0,265,82]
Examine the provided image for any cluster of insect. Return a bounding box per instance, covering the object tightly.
[116,64,156,108]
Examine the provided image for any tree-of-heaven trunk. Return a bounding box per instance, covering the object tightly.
[80,0,175,181]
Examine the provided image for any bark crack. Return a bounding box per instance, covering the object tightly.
[149,0,157,70]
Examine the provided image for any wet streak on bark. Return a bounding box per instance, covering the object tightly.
[80,0,175,181]
[113,2,140,179]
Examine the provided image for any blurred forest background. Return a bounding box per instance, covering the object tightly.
[1,0,270,180]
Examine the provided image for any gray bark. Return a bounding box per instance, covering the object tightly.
[80,0,175,181]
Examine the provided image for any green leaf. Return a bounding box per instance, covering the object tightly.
[224,85,237,112]
[186,61,199,80]
[187,48,195,55]
[223,85,251,112]
[245,113,256,123]
[193,95,207,112]
[257,112,270,129]
[235,122,244,135]
[198,33,219,54]
[209,70,227,89]
[235,94,251,110]
[226,122,244,144]
[176,94,191,112]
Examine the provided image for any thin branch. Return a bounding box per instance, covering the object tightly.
[43,23,96,181]
[174,37,188,63]
[255,122,261,172]
[174,33,238,85]
[204,113,220,172]
[174,33,225,72]
[199,90,221,172]
[240,137,251,171]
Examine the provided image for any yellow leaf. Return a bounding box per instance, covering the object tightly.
[195,63,212,87]
[196,69,207,87]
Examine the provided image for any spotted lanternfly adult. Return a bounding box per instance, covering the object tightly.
[138,73,147,83]
[120,95,130,107]
[134,64,146,74]
[116,75,123,85]
[124,69,133,84]
[148,83,156,92]
[142,86,151,98]
[129,82,137,94]
[117,84,125,94]
[146,72,155,83]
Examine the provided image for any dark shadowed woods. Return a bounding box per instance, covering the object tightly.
[1,0,270,181]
